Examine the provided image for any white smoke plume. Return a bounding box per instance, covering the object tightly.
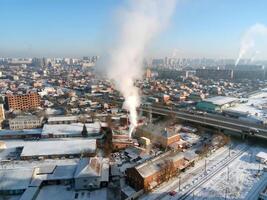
[235,23,267,66]
[108,0,176,138]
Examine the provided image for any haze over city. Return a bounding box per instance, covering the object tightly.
[1,1,267,200]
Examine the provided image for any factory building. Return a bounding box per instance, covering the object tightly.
[5,92,41,111]
[196,96,239,112]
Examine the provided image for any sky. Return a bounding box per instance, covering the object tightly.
[1,0,267,58]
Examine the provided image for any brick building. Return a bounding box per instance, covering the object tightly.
[5,93,41,110]
[135,125,181,148]
[126,151,192,192]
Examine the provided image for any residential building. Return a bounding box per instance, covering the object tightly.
[5,93,41,111]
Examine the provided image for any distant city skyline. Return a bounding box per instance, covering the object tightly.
[1,0,267,59]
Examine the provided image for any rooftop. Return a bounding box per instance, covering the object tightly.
[135,151,185,178]
[42,122,101,136]
[0,168,33,191]
[20,139,96,157]
[203,96,238,106]
[47,116,78,123]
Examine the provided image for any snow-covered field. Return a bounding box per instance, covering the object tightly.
[188,145,267,200]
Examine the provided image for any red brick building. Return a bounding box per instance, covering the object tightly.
[5,93,41,111]
[135,126,181,148]
[126,151,192,192]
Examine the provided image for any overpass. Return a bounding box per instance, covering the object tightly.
[140,106,267,139]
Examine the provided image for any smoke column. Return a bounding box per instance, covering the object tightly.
[108,0,176,138]
[235,23,267,66]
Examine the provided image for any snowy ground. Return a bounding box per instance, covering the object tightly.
[140,141,267,200]
[228,91,267,119]
[185,145,267,200]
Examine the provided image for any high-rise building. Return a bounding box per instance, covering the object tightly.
[5,93,41,111]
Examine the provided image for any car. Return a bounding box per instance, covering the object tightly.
[168,191,177,196]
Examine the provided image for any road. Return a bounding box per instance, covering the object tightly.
[140,106,267,139]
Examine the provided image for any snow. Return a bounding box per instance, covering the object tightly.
[35,185,108,200]
[179,132,200,144]
[227,91,267,121]
[47,116,78,123]
[204,96,238,106]
[140,144,255,200]
[0,168,33,190]
[42,124,82,136]
[191,146,267,200]
[0,140,80,169]
[42,123,101,136]
[20,139,96,158]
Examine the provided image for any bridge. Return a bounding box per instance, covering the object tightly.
[140,105,267,140]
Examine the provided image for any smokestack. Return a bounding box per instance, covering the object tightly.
[107,0,176,138]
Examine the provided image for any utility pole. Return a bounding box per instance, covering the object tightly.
[204,159,207,174]
[225,188,228,200]
[227,166,230,181]
[178,176,181,191]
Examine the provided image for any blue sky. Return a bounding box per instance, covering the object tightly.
[0,0,267,58]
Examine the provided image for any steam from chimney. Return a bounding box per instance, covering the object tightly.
[235,23,267,66]
[107,0,176,138]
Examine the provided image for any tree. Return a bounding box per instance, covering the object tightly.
[81,124,88,137]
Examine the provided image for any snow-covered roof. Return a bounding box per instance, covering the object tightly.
[74,157,109,179]
[21,139,96,157]
[256,152,267,161]
[204,96,238,106]
[0,168,33,191]
[42,123,101,136]
[135,151,185,178]
[0,129,42,136]
[47,116,78,123]
[42,124,82,136]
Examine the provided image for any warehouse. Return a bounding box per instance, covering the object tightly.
[47,116,79,124]
[20,139,96,160]
[196,96,239,112]
[0,168,33,195]
[41,122,102,138]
